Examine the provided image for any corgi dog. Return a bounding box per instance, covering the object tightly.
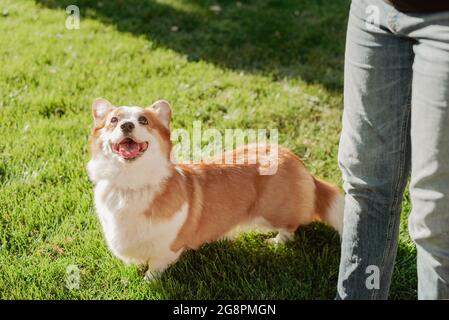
[87,98,343,280]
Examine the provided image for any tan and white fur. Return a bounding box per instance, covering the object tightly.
[87,98,344,280]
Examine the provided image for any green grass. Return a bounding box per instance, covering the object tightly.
[0,0,416,299]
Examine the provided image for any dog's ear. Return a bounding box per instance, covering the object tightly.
[92,98,114,125]
[148,100,171,129]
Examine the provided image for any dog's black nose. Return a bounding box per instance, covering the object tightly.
[120,122,135,133]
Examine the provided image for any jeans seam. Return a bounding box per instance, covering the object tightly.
[373,73,412,299]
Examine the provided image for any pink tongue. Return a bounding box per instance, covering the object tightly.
[118,142,140,159]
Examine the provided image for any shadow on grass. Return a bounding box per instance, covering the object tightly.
[151,223,341,299]
[145,222,416,299]
[36,0,350,91]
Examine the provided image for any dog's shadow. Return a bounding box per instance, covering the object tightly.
[148,223,341,299]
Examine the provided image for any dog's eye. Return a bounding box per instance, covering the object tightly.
[138,116,148,125]
[110,117,118,123]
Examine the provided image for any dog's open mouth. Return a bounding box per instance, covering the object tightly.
[112,138,149,160]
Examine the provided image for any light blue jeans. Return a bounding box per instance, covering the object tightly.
[338,0,449,299]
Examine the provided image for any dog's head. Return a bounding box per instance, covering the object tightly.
[87,98,173,188]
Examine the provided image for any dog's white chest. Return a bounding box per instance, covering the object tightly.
[94,181,188,265]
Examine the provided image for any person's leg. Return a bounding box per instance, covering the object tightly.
[403,12,449,299]
[337,0,414,299]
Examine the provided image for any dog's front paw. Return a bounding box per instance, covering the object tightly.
[144,269,162,282]
[266,231,294,245]
[266,236,282,245]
